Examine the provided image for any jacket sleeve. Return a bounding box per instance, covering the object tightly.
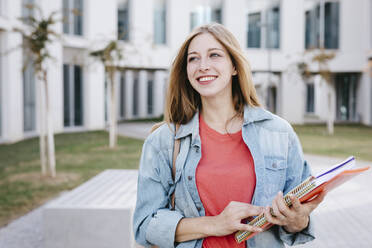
[133,138,184,248]
[278,129,316,246]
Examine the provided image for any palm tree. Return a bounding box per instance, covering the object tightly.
[90,41,123,148]
[14,4,60,177]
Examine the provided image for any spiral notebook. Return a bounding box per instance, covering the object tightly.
[235,156,370,244]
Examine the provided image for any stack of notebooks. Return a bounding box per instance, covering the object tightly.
[235,156,370,244]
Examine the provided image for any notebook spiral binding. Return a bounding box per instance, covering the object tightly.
[235,176,316,243]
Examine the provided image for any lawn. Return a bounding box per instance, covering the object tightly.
[0,131,143,227]
[293,124,372,161]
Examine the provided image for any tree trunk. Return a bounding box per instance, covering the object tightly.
[108,68,117,148]
[327,85,334,135]
[38,79,47,175]
[43,70,56,177]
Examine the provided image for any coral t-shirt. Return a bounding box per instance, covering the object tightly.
[196,115,256,248]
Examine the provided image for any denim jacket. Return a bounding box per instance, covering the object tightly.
[133,106,315,248]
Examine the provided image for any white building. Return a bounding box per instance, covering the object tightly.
[0,0,371,144]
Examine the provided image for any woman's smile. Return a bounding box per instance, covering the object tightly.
[197,75,218,85]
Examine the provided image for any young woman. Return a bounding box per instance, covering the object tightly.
[133,23,325,248]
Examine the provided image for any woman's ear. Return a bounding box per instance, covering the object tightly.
[232,67,237,76]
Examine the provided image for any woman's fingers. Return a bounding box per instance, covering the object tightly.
[304,190,327,212]
[236,223,263,233]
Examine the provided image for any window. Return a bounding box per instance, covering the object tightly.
[266,86,277,113]
[147,71,153,115]
[118,0,130,40]
[23,58,36,132]
[63,64,83,127]
[371,1,372,49]
[0,33,2,137]
[154,0,166,44]
[132,71,139,117]
[0,0,6,16]
[120,72,126,118]
[324,2,339,49]
[306,83,315,113]
[247,12,261,48]
[190,3,222,30]
[336,74,358,121]
[305,1,339,49]
[22,0,35,19]
[63,0,83,36]
[266,6,280,49]
[247,2,281,49]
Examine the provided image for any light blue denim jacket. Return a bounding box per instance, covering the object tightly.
[133,106,315,248]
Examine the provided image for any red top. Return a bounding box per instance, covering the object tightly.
[196,115,256,248]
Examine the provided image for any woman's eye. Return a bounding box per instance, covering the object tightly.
[210,53,221,58]
[188,57,198,62]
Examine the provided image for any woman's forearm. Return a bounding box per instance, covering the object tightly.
[175,201,264,243]
[175,216,217,243]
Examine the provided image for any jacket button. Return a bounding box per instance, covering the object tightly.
[272,163,277,168]
[196,206,201,211]
[195,147,200,153]
[188,176,193,181]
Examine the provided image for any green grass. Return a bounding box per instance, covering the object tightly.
[0,131,143,227]
[293,124,372,161]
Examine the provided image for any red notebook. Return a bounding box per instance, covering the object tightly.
[235,156,370,243]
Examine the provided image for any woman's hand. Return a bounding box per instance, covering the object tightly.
[212,201,265,236]
[264,191,326,233]
[175,201,264,243]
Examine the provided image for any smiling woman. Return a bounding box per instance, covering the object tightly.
[133,23,325,248]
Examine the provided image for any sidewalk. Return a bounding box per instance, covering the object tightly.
[0,122,371,248]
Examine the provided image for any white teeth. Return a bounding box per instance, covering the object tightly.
[199,76,216,82]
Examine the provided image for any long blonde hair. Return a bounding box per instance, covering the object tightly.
[153,23,260,131]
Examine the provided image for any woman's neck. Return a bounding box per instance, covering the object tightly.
[200,97,242,134]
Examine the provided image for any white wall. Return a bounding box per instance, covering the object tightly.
[1,0,372,143]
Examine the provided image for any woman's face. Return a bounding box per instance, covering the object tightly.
[186,33,236,99]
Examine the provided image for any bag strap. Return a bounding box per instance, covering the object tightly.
[171,124,180,210]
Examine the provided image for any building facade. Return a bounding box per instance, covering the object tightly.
[0,0,371,143]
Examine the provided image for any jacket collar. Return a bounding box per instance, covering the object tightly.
[174,105,273,143]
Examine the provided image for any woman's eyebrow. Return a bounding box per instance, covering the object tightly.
[187,48,224,55]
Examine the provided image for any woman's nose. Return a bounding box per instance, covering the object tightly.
[198,58,210,71]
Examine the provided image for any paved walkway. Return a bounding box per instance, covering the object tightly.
[0,122,371,248]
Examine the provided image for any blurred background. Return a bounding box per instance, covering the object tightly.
[0,0,371,144]
[0,0,372,247]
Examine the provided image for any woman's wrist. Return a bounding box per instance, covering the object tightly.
[175,216,218,242]
[283,215,309,233]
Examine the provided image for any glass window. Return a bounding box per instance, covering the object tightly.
[118,0,130,40]
[22,0,35,19]
[247,12,261,48]
[266,86,277,113]
[154,0,166,44]
[132,71,138,117]
[0,33,2,137]
[336,74,358,121]
[190,4,222,30]
[266,6,280,49]
[147,71,153,115]
[63,0,83,36]
[120,72,126,118]
[305,1,339,49]
[324,2,339,49]
[63,64,83,127]
[0,0,3,16]
[306,83,315,113]
[23,58,36,132]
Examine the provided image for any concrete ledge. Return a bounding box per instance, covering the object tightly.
[43,170,138,248]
